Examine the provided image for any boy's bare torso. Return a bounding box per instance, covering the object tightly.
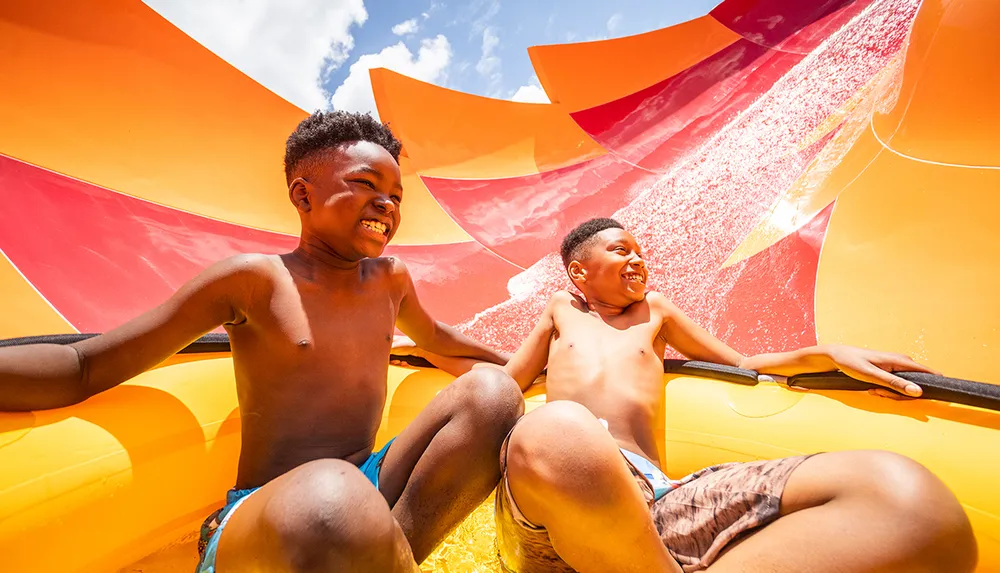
[544,291,669,466]
[225,253,401,489]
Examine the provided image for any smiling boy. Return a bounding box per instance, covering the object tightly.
[0,112,523,572]
[494,218,976,572]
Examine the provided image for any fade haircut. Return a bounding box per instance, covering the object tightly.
[560,218,625,268]
[284,111,402,184]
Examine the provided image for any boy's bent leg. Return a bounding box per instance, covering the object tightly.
[215,459,418,573]
[705,450,977,573]
[378,367,523,562]
[504,401,681,573]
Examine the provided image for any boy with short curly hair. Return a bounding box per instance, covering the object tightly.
[0,111,522,572]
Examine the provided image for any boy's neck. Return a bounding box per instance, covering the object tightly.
[289,240,363,274]
[578,292,629,318]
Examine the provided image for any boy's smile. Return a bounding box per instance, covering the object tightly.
[569,228,648,307]
[292,140,403,262]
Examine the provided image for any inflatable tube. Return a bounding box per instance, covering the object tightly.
[2,0,999,570]
[1,349,998,572]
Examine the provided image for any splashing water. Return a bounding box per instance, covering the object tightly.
[423,1,922,570]
[458,0,921,357]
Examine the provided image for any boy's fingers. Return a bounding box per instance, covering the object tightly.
[892,356,941,376]
[868,388,914,401]
[866,367,923,397]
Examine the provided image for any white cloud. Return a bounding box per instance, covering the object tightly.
[606,12,624,35]
[475,27,501,77]
[143,0,367,111]
[330,35,452,118]
[510,84,549,103]
[475,27,503,97]
[471,0,501,35]
[392,18,419,36]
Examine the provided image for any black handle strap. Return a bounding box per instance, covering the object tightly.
[662,359,759,386]
[787,371,1000,412]
[6,334,996,412]
[0,333,232,354]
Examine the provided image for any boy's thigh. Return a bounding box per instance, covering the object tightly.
[214,459,389,571]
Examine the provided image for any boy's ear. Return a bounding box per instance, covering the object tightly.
[567,260,587,284]
[289,177,311,212]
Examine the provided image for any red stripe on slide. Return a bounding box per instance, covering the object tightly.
[0,155,517,331]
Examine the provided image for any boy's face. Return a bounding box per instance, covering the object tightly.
[570,228,647,305]
[293,141,403,260]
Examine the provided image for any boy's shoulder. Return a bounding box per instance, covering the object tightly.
[546,290,582,313]
[366,255,414,296]
[199,253,283,284]
[549,290,578,305]
[370,255,406,278]
[643,291,679,316]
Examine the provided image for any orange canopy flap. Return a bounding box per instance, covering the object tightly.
[370,68,606,178]
[527,16,740,112]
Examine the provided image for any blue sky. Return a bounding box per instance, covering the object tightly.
[144,0,722,117]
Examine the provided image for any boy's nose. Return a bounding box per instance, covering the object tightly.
[374,197,395,214]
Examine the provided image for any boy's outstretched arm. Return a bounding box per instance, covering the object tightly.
[650,293,936,397]
[392,258,506,366]
[503,291,565,391]
[0,256,254,411]
[390,335,510,378]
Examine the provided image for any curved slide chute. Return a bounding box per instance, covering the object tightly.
[1,0,998,571]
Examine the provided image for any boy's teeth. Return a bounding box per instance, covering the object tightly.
[362,220,387,234]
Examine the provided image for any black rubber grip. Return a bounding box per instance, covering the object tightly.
[0,333,232,354]
[662,359,759,386]
[787,371,1000,412]
[388,357,760,387]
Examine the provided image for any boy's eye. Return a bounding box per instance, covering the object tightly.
[351,179,376,189]
[615,247,627,254]
[391,194,402,203]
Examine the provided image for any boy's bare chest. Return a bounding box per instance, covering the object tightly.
[251,276,398,352]
[556,310,663,353]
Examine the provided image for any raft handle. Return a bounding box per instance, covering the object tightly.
[662,359,759,386]
[787,371,1000,412]
[0,332,232,354]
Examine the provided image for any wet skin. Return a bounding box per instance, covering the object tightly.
[500,228,975,573]
[0,141,520,571]
[509,227,941,466]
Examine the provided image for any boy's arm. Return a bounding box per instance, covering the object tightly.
[651,293,935,397]
[0,256,254,411]
[650,293,744,366]
[739,346,935,397]
[503,292,565,391]
[390,335,508,378]
[392,258,507,366]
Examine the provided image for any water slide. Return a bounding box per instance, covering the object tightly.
[1,0,998,570]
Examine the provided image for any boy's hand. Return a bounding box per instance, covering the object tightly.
[390,335,424,366]
[824,345,940,398]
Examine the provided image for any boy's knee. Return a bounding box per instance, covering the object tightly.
[456,367,523,431]
[266,460,403,568]
[517,401,602,444]
[506,401,617,494]
[847,451,977,568]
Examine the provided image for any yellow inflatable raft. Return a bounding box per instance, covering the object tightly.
[1,348,998,571]
[1,0,999,570]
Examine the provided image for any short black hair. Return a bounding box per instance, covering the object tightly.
[284,111,402,184]
[560,217,624,267]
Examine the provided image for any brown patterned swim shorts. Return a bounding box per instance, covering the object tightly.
[495,433,811,572]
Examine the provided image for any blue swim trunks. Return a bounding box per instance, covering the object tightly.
[619,447,682,501]
[195,438,395,573]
